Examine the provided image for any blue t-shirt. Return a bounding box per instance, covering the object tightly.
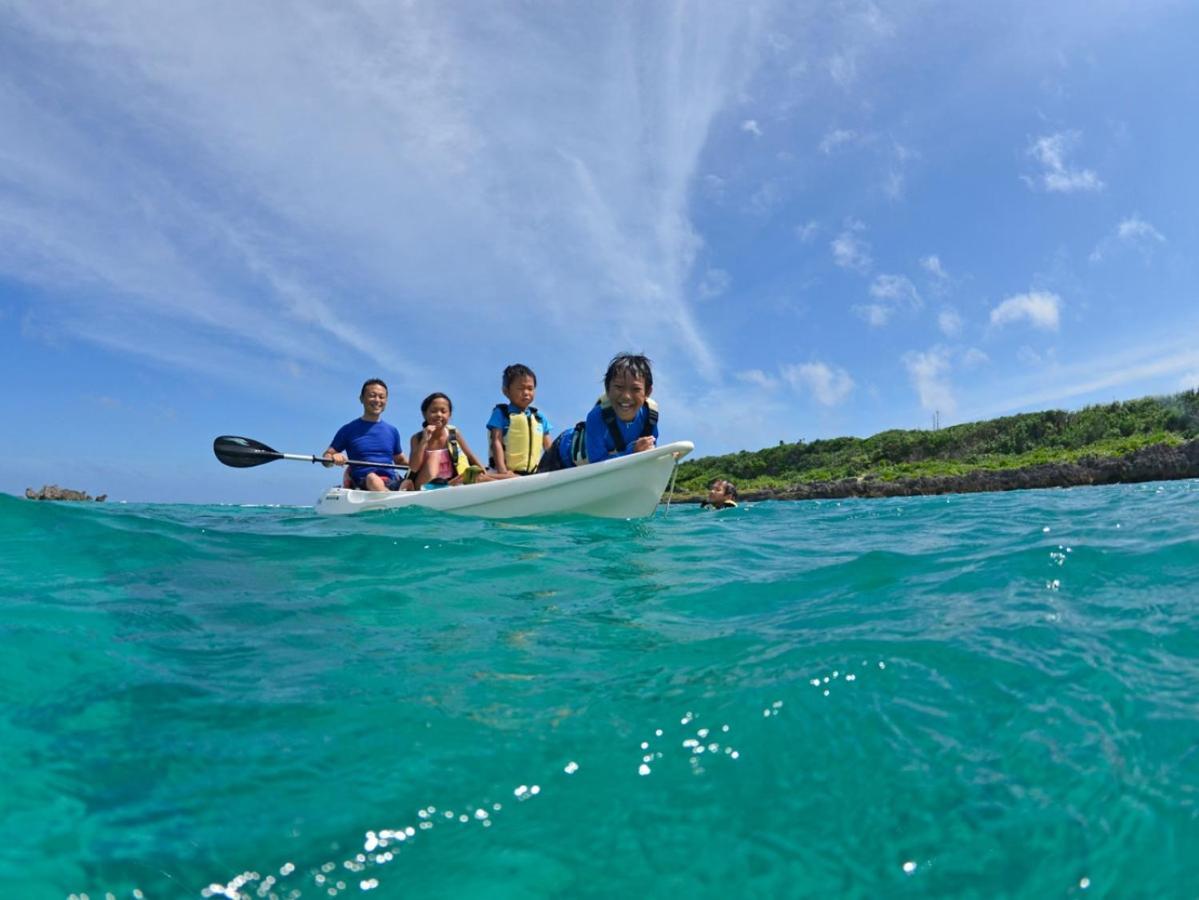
[329,418,403,480]
[551,403,659,468]
[485,403,552,436]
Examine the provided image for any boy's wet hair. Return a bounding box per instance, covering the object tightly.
[603,353,653,391]
[502,364,537,389]
[420,392,453,423]
[360,378,388,399]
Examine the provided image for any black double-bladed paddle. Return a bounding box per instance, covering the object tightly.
[213,435,408,473]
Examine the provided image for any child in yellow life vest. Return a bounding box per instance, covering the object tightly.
[487,364,553,476]
[401,393,490,490]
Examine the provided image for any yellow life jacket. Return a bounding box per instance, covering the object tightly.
[493,404,545,474]
[446,426,470,477]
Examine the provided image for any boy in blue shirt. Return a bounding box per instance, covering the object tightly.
[486,364,553,476]
[539,353,659,472]
[322,378,408,491]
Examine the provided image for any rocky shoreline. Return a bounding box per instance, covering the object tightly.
[678,439,1199,503]
[25,485,107,502]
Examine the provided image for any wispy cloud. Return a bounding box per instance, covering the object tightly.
[854,303,894,327]
[903,346,956,415]
[742,119,763,137]
[831,223,872,272]
[1025,131,1104,193]
[795,220,820,242]
[976,340,1199,418]
[737,368,780,390]
[782,361,855,406]
[938,307,963,337]
[854,273,919,326]
[1089,214,1166,262]
[819,128,859,154]
[990,291,1062,332]
[1180,372,1199,391]
[697,267,731,300]
[0,2,768,391]
[869,273,920,305]
[921,255,949,279]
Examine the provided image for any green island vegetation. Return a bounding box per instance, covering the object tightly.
[673,391,1199,495]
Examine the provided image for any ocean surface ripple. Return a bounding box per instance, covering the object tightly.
[2,480,1197,898]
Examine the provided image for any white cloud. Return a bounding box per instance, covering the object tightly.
[854,303,894,327]
[795,220,820,242]
[938,307,963,337]
[1181,372,1199,391]
[819,128,858,154]
[1017,345,1045,367]
[0,3,768,393]
[782,361,855,406]
[742,119,763,138]
[977,341,1199,419]
[903,347,956,415]
[960,348,989,369]
[1026,131,1104,193]
[828,52,857,88]
[869,273,920,305]
[831,228,872,273]
[854,274,919,327]
[737,368,780,390]
[1118,216,1165,243]
[921,255,949,279]
[1090,214,1166,262]
[698,267,731,300]
[990,291,1062,332]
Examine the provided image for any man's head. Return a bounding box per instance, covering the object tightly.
[359,378,389,420]
[603,354,653,423]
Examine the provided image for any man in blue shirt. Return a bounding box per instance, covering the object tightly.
[322,378,408,491]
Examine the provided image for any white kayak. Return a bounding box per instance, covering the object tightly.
[314,440,694,518]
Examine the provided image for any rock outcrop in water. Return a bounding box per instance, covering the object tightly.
[694,439,1199,503]
[25,485,107,502]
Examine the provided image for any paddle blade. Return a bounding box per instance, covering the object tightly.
[213,435,283,468]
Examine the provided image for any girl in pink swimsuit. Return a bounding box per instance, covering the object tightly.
[402,393,489,490]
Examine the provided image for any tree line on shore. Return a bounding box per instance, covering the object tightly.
[673,391,1199,497]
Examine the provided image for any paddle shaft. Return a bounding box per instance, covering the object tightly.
[310,453,408,472]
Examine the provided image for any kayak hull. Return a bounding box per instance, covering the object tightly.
[314,440,694,518]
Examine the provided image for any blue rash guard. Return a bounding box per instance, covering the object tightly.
[329,418,404,483]
[583,402,659,463]
[549,402,659,469]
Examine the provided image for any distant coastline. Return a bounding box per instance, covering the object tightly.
[674,438,1199,503]
[671,392,1199,503]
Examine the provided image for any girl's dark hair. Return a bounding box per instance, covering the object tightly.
[710,478,738,500]
[603,353,653,391]
[360,378,388,399]
[502,364,537,389]
[420,392,453,425]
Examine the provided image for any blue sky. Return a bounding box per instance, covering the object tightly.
[2,1,1197,504]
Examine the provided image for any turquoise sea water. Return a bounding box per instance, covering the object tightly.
[2,481,1197,899]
